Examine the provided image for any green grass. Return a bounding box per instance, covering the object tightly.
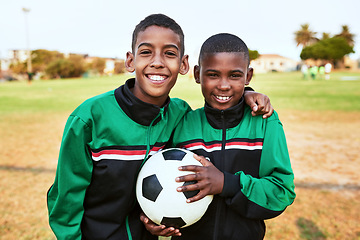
[249,71,360,112]
[0,75,129,115]
[1,71,359,115]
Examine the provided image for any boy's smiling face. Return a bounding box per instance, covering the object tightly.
[195,52,253,110]
[125,25,189,106]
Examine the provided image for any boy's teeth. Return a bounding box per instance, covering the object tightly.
[148,75,165,81]
[216,96,230,100]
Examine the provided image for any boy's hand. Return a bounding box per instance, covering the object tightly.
[243,91,274,118]
[140,212,181,237]
[176,154,223,203]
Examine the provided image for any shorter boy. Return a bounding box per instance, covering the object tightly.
[144,33,296,239]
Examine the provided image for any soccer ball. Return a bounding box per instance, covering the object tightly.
[136,148,213,228]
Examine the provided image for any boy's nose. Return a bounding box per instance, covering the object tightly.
[150,54,165,68]
[218,77,231,90]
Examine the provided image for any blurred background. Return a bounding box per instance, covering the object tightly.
[1,0,359,239]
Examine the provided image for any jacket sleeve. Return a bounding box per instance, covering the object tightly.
[224,118,296,220]
[47,115,93,240]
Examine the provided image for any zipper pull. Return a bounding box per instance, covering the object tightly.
[159,108,164,119]
[143,108,165,163]
[221,110,226,132]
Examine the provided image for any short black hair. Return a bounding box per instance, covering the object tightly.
[132,14,185,56]
[199,33,249,65]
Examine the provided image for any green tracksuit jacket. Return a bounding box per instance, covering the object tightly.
[171,97,296,240]
[47,78,191,240]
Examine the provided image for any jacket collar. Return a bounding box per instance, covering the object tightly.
[114,78,170,126]
[204,96,245,129]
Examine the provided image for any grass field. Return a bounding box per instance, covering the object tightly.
[1,71,360,239]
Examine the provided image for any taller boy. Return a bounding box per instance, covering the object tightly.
[47,14,273,239]
[47,14,191,240]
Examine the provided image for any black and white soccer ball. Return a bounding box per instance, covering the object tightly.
[136,148,213,228]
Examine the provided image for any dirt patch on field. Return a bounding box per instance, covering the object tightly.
[265,110,360,240]
[279,110,360,189]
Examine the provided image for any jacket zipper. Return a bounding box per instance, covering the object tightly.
[126,107,164,240]
[220,110,226,172]
[213,110,226,240]
[140,107,164,168]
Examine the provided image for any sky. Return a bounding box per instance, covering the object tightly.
[1,0,359,66]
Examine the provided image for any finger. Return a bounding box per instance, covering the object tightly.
[178,164,203,172]
[262,101,273,117]
[140,213,152,225]
[256,101,265,112]
[193,153,202,161]
[263,107,274,119]
[150,225,180,237]
[145,223,166,234]
[140,213,146,222]
[252,104,258,113]
[186,191,208,203]
[162,229,181,237]
[252,103,264,116]
[176,181,200,192]
[163,227,181,237]
[265,97,271,105]
[193,154,211,166]
[161,227,175,237]
[175,172,199,183]
[141,216,148,224]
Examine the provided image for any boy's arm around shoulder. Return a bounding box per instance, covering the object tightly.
[225,112,296,220]
[47,114,93,240]
[244,87,274,119]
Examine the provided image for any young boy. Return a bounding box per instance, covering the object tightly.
[144,33,296,239]
[47,15,273,240]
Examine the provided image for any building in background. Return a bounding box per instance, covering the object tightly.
[8,49,29,62]
[343,56,359,70]
[251,54,298,73]
[0,50,29,80]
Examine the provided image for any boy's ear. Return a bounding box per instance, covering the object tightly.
[245,67,253,85]
[125,51,135,73]
[194,65,200,84]
[179,54,190,75]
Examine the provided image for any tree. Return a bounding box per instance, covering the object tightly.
[45,54,86,79]
[294,24,318,48]
[321,32,331,40]
[68,55,86,77]
[45,59,72,79]
[31,49,64,73]
[335,25,355,46]
[90,57,106,74]
[9,62,27,74]
[114,60,126,74]
[300,37,354,65]
[249,50,260,61]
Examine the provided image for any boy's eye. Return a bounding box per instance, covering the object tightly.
[139,50,151,55]
[165,51,177,57]
[230,74,241,78]
[207,73,218,78]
